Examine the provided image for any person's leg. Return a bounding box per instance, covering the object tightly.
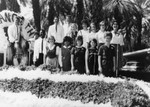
[13,57,19,66]
[21,55,28,66]
[45,57,50,65]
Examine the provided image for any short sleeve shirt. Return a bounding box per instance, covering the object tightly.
[71,46,86,64]
[98,45,115,68]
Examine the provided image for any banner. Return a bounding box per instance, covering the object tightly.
[0,10,35,43]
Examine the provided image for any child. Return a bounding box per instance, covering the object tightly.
[71,36,86,74]
[86,38,98,75]
[60,36,72,71]
[43,36,60,69]
[98,32,116,77]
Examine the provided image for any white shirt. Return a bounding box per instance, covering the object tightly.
[77,29,90,48]
[33,37,46,62]
[48,23,64,43]
[88,32,98,42]
[96,30,105,43]
[63,22,72,36]
[111,31,124,46]
[7,24,22,43]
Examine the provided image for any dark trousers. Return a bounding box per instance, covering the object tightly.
[35,53,44,67]
[55,42,62,48]
[102,67,115,77]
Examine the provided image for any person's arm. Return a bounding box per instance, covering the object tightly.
[71,48,75,71]
[7,26,14,43]
[77,30,81,36]
[98,47,102,74]
[98,56,102,74]
[119,34,124,46]
[71,54,74,71]
[113,47,116,75]
[43,41,48,64]
[61,26,65,41]
[56,46,61,71]
[57,47,62,70]
[47,26,51,38]
[113,56,116,72]
[85,49,90,74]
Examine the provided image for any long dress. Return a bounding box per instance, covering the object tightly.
[61,46,72,71]
[71,46,86,74]
[87,47,98,75]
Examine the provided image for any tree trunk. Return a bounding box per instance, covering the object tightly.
[76,0,84,30]
[32,0,41,32]
[48,0,55,26]
[137,16,142,50]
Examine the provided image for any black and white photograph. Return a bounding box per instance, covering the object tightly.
[0,0,150,106]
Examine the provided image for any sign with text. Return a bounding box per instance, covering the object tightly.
[0,10,35,41]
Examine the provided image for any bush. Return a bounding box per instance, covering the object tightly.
[0,77,149,106]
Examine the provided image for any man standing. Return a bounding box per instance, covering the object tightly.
[48,16,64,47]
[7,16,28,66]
[98,32,116,77]
[63,15,72,36]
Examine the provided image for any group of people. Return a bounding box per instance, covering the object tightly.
[7,14,125,77]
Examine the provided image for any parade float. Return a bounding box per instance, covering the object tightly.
[0,66,149,107]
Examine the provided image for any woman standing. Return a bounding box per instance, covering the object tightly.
[60,36,72,72]
[71,36,86,74]
[77,20,90,48]
[111,21,124,46]
[33,29,46,66]
[88,22,98,42]
[66,23,78,46]
[86,39,99,75]
[43,36,60,69]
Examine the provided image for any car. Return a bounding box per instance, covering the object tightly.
[121,61,145,72]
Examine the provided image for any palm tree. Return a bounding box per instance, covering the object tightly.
[103,0,142,50]
[0,0,20,12]
[133,0,150,43]
[0,0,6,11]
[75,0,84,30]
[40,0,73,27]
[83,0,103,26]
[6,0,20,12]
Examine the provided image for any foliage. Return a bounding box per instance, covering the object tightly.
[0,0,20,12]
[83,0,103,25]
[1,0,150,51]
[0,0,6,12]
[74,0,84,30]
[0,77,149,106]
